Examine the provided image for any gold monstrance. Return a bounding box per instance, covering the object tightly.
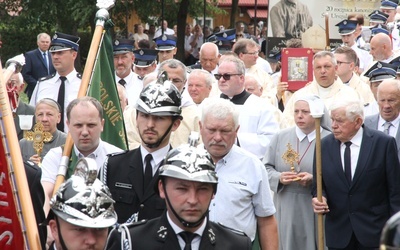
[24,121,53,158]
[282,143,300,181]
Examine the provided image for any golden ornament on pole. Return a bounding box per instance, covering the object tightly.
[23,121,53,158]
[282,143,301,181]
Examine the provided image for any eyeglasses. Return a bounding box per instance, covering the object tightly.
[336,61,352,65]
[243,51,259,56]
[214,73,242,80]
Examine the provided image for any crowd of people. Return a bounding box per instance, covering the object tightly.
[6,1,400,249]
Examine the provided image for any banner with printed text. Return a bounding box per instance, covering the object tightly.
[267,0,381,52]
[0,138,24,249]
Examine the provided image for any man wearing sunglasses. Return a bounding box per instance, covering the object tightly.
[215,56,279,160]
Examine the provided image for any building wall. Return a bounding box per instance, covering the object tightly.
[125,7,255,33]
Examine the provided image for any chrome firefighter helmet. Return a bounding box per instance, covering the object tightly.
[135,71,182,118]
[159,132,218,188]
[158,132,218,228]
[50,158,117,228]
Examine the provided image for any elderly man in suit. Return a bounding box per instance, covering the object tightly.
[22,33,56,100]
[312,98,400,249]
[364,79,400,159]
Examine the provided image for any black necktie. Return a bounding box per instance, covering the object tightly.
[57,76,66,132]
[118,78,126,87]
[144,154,153,190]
[344,141,352,184]
[43,52,49,74]
[179,231,196,250]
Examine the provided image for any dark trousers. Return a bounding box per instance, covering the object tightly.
[329,232,378,250]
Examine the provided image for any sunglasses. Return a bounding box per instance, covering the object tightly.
[214,73,242,80]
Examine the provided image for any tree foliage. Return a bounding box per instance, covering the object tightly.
[0,0,226,63]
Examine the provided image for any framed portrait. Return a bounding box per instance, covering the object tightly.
[281,48,313,91]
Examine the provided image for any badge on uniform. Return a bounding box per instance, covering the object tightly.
[208,228,216,244]
[157,226,168,239]
[115,182,132,189]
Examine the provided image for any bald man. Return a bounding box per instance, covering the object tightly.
[369,33,396,62]
[191,42,220,73]
[190,42,220,97]
[364,79,400,160]
[245,74,263,97]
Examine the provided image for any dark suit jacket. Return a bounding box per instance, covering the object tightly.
[364,114,400,159]
[105,148,167,223]
[22,48,55,99]
[14,101,35,140]
[189,62,202,70]
[24,161,46,250]
[312,126,400,248]
[106,213,252,250]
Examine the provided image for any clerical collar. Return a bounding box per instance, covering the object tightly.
[220,90,251,105]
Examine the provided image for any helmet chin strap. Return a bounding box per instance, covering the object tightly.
[141,119,175,149]
[55,216,69,250]
[162,181,210,229]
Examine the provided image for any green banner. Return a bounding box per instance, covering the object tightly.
[88,20,127,150]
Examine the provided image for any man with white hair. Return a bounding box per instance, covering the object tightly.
[187,69,213,105]
[364,79,400,159]
[312,98,400,249]
[244,74,263,97]
[200,97,278,250]
[190,42,220,97]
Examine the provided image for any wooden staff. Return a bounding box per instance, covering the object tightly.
[315,117,324,250]
[53,6,113,195]
[0,57,41,249]
[325,13,330,50]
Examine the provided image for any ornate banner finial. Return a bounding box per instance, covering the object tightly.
[23,122,53,160]
[96,0,115,10]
